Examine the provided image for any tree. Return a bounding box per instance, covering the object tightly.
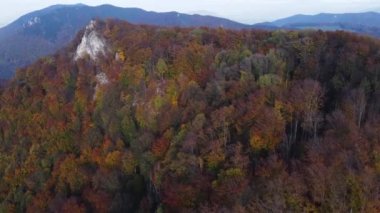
[343,88,367,128]
[56,155,88,194]
[285,79,324,145]
[250,107,285,152]
[156,58,169,79]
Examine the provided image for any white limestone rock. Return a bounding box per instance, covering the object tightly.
[93,72,110,100]
[74,20,107,61]
[95,72,109,85]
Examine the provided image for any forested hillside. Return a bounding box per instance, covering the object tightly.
[0,4,249,79]
[0,20,379,212]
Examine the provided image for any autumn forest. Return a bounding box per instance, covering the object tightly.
[0,19,379,212]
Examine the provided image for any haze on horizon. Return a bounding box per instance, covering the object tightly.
[1,0,380,27]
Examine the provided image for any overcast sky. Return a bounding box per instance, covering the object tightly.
[1,0,380,27]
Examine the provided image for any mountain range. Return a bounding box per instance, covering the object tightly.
[266,12,380,37]
[271,12,380,27]
[1,4,380,79]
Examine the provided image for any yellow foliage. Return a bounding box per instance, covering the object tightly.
[116,49,126,62]
[166,81,179,106]
[225,168,244,178]
[105,151,122,169]
[206,148,225,171]
[58,156,87,193]
[250,133,266,151]
[274,100,292,122]
[122,152,137,175]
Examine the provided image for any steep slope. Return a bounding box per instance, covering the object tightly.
[0,4,249,79]
[0,20,379,212]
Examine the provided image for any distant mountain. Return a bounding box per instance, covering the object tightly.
[0,4,249,79]
[271,12,380,27]
[264,12,380,38]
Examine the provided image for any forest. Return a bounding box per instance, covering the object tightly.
[0,19,379,212]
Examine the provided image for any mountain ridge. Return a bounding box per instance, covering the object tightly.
[270,11,380,27]
[0,4,250,79]
[1,4,380,79]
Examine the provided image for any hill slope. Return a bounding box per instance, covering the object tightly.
[0,20,379,212]
[0,4,249,79]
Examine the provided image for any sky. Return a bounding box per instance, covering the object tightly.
[1,0,380,27]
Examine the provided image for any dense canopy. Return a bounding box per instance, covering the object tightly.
[0,20,379,212]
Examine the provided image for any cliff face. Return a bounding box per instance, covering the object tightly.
[0,20,379,212]
[74,20,108,61]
